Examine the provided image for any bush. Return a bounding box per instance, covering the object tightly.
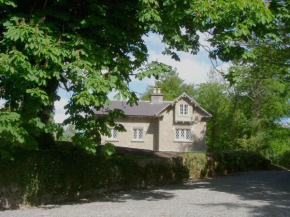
[0,149,188,208]
[0,149,114,203]
[0,149,270,209]
[184,151,271,178]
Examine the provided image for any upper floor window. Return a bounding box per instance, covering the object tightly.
[107,128,118,140]
[179,104,189,115]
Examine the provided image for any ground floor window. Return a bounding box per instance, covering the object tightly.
[132,128,144,141]
[175,129,191,141]
[107,128,118,140]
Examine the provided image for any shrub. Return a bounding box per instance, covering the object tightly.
[0,149,270,209]
[184,151,270,178]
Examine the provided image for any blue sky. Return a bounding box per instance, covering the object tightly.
[0,33,229,123]
[54,33,231,123]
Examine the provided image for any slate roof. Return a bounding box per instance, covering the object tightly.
[94,92,212,118]
[94,101,171,117]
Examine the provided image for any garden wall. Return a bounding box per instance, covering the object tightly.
[0,150,270,209]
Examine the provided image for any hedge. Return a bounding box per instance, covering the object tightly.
[184,151,271,179]
[0,149,270,209]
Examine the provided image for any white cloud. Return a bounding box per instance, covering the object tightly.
[198,31,212,51]
[54,98,69,123]
[54,113,69,124]
[54,98,68,113]
[138,33,218,86]
[216,63,232,74]
[148,50,211,85]
[0,99,5,108]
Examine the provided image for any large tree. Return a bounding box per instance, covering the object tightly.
[140,68,197,100]
[0,0,277,153]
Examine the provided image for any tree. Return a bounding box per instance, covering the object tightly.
[195,70,233,152]
[0,0,277,154]
[140,68,197,100]
[63,124,76,139]
[227,44,290,153]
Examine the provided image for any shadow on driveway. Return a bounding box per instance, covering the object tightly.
[73,171,290,216]
[2,171,290,217]
[165,171,290,216]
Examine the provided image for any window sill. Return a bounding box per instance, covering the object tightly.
[131,140,144,143]
[105,140,119,142]
[174,140,193,143]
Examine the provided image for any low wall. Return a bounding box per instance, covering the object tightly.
[0,150,270,209]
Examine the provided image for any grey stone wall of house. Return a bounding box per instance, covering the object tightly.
[101,117,159,151]
[100,99,207,152]
[158,104,207,152]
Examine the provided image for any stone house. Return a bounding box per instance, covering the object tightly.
[95,89,212,152]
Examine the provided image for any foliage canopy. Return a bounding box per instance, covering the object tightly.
[0,0,279,153]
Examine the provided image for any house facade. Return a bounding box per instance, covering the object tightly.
[95,89,212,152]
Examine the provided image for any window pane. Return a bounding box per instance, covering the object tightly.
[186,129,190,140]
[176,129,180,139]
[180,104,183,115]
[113,130,117,139]
[176,128,191,141]
[139,129,143,139]
[184,105,188,115]
[181,129,185,139]
[133,128,143,140]
[133,129,137,139]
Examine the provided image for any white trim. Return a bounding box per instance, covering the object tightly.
[174,127,192,142]
[130,125,147,132]
[106,128,118,141]
[167,92,212,117]
[173,140,193,143]
[173,125,193,130]
[131,125,145,141]
[179,103,189,116]
[179,104,183,115]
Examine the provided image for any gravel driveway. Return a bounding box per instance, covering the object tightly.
[1,171,290,217]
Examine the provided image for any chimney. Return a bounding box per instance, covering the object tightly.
[150,88,164,103]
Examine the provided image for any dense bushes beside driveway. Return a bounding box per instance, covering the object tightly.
[184,151,271,179]
[0,149,270,209]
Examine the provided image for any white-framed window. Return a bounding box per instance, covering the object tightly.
[107,128,118,140]
[175,129,191,141]
[132,127,144,141]
[179,104,189,115]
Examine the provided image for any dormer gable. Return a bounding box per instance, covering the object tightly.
[171,92,211,123]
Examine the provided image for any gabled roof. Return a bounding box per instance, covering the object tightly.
[94,92,212,118]
[156,92,212,117]
[94,101,171,117]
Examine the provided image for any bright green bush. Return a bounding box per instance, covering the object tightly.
[184,151,270,178]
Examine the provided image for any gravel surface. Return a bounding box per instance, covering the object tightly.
[1,171,290,217]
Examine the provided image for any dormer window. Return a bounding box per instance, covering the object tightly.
[179,104,188,115]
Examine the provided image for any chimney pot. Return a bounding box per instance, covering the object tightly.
[150,88,163,103]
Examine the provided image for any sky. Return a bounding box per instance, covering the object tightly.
[0,33,229,123]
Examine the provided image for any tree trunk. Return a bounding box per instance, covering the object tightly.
[37,77,59,149]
